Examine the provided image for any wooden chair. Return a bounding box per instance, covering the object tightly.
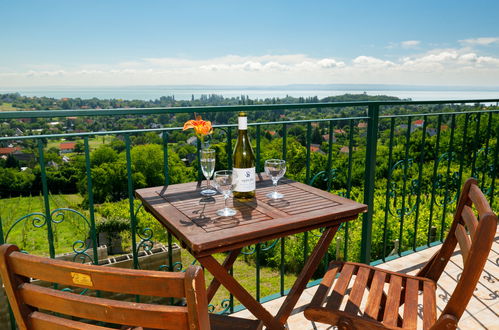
[0,244,259,330]
[304,178,498,330]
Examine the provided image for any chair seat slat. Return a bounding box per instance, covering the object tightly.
[344,266,371,315]
[363,270,386,320]
[382,275,402,327]
[20,283,189,330]
[326,263,355,310]
[309,262,341,308]
[402,278,419,329]
[422,281,437,330]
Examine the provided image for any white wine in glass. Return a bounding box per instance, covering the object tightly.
[200,149,216,196]
[264,159,286,199]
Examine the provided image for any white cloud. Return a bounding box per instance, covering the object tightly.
[317,58,345,68]
[353,56,395,68]
[400,49,499,71]
[2,47,499,87]
[401,40,420,48]
[386,40,420,49]
[459,37,499,46]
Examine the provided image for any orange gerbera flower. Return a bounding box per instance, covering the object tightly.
[183,115,213,137]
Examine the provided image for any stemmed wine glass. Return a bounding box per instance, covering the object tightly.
[200,149,216,196]
[213,170,237,216]
[264,159,286,199]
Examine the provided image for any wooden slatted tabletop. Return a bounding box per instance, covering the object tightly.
[135,176,367,257]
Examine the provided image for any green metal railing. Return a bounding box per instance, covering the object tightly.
[0,99,498,327]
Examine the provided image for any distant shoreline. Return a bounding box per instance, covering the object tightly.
[1,84,498,102]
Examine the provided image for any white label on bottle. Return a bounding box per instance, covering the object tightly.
[233,167,255,192]
[238,116,247,130]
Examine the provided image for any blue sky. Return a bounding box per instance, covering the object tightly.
[1,0,499,87]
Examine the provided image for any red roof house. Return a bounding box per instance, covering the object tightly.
[413,119,425,127]
[310,145,320,152]
[60,142,77,153]
[0,147,21,155]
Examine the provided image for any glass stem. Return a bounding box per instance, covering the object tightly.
[273,180,278,195]
[224,195,229,209]
[206,177,211,189]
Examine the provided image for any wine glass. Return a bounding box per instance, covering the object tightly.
[264,159,286,199]
[200,149,216,196]
[213,170,237,216]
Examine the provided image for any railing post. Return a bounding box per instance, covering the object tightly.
[124,134,139,270]
[361,104,379,264]
[305,122,312,183]
[38,139,55,259]
[84,137,99,264]
[256,125,261,173]
[162,131,170,186]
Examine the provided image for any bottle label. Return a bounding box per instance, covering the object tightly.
[233,167,255,192]
[238,116,247,130]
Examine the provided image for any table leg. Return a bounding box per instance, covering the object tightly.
[275,225,339,325]
[198,254,285,330]
[206,248,242,303]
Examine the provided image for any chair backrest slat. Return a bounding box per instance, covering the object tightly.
[9,250,186,298]
[468,184,492,214]
[461,205,478,239]
[0,244,211,330]
[29,311,109,330]
[454,224,471,262]
[20,283,189,329]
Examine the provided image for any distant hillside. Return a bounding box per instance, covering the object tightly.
[0,92,402,111]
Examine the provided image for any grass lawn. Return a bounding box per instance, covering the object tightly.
[0,102,20,111]
[46,136,110,151]
[0,194,87,256]
[177,248,298,313]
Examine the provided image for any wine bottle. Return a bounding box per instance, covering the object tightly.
[233,112,256,201]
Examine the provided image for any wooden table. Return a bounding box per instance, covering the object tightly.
[135,176,367,330]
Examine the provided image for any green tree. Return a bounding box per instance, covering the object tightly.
[288,125,306,145]
[176,144,197,159]
[109,138,126,153]
[131,144,165,186]
[74,141,85,153]
[5,154,19,169]
[85,160,147,203]
[91,145,118,167]
[311,126,322,144]
[0,167,35,197]
[48,147,60,154]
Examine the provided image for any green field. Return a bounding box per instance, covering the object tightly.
[0,194,88,256]
[0,102,20,111]
[46,136,109,151]
[205,253,298,312]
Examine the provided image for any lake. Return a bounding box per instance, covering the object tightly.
[1,85,498,102]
